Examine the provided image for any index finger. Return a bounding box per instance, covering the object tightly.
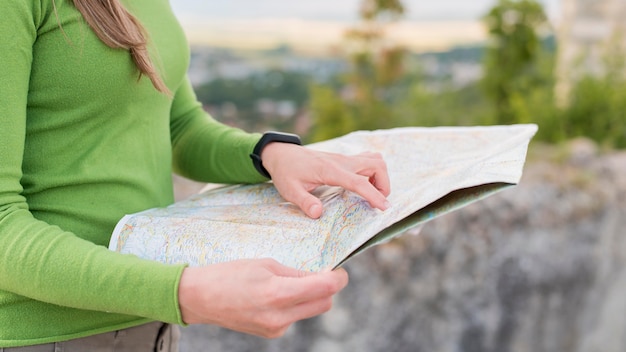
[336,171,391,211]
[333,153,391,207]
[357,153,391,197]
[342,152,390,196]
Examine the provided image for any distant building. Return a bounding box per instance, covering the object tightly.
[556,0,626,104]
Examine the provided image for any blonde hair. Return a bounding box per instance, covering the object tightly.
[71,0,170,94]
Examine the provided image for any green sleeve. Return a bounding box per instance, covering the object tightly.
[0,0,184,325]
[169,78,268,184]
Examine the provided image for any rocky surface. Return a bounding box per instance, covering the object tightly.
[176,141,626,352]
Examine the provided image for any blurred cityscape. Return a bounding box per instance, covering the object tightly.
[183,0,625,147]
[187,43,485,135]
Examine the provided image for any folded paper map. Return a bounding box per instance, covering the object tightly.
[109,124,537,272]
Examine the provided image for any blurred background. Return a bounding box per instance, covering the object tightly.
[170,0,626,351]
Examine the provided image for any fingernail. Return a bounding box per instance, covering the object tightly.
[382,200,392,210]
[309,204,322,217]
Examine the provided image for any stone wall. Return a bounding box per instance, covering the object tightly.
[178,141,626,352]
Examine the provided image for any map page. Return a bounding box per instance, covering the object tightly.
[109,124,537,272]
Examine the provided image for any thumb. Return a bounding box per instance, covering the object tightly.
[264,259,317,278]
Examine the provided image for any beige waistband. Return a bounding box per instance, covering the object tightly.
[1,322,179,352]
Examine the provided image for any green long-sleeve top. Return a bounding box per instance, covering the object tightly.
[0,0,267,347]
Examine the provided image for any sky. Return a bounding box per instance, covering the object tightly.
[170,0,561,51]
[170,0,560,21]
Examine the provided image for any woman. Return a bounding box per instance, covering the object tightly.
[0,0,391,350]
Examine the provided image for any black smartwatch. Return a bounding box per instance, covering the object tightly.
[250,132,302,179]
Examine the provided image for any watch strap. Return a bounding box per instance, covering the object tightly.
[250,132,302,179]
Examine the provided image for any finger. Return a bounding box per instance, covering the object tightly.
[282,296,336,323]
[356,151,384,160]
[275,268,349,306]
[248,295,338,338]
[353,154,391,197]
[326,153,391,197]
[324,170,391,211]
[263,258,317,278]
[365,170,391,197]
[265,259,345,279]
[281,270,349,321]
[278,182,324,219]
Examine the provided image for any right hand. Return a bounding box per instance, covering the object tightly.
[261,143,391,219]
[177,259,349,338]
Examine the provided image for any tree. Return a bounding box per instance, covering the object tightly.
[481,0,550,125]
[308,0,406,142]
[562,71,626,149]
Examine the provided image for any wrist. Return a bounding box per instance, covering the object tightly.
[250,132,301,179]
[258,142,284,179]
[178,268,201,325]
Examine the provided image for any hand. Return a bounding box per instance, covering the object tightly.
[261,143,391,218]
[178,259,349,338]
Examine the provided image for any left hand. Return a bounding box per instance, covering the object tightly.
[178,258,348,338]
[260,142,391,219]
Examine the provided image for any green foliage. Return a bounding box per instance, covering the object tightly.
[308,85,355,141]
[476,0,626,148]
[395,76,492,128]
[359,0,405,20]
[308,0,406,142]
[481,0,549,125]
[557,31,626,149]
[196,69,309,109]
[194,69,310,131]
[561,75,626,149]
